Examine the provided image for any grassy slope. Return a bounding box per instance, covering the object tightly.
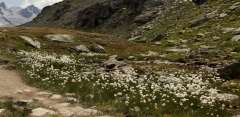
[0,27,151,57]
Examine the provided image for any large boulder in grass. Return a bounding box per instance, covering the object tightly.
[90,44,106,54]
[45,34,74,43]
[20,36,41,49]
[75,45,90,53]
[218,62,240,80]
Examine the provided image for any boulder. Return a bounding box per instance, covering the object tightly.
[234,28,240,35]
[134,10,158,25]
[91,44,106,54]
[196,33,205,38]
[31,108,56,117]
[219,13,227,18]
[75,45,90,53]
[50,94,62,100]
[166,40,177,46]
[45,34,74,43]
[165,48,190,53]
[190,10,217,27]
[228,2,240,12]
[20,36,41,49]
[231,35,240,42]
[58,108,74,117]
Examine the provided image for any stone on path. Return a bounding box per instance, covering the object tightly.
[45,34,74,43]
[0,109,5,114]
[50,94,62,100]
[37,92,52,96]
[31,108,56,117]
[75,109,100,116]
[58,108,75,117]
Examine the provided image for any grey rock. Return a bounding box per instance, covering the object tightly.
[128,56,136,60]
[196,33,205,38]
[179,30,186,35]
[31,108,56,117]
[58,108,74,117]
[66,97,77,102]
[212,36,220,40]
[45,34,74,43]
[128,36,141,41]
[166,40,177,46]
[37,92,53,96]
[165,48,190,53]
[231,35,240,42]
[228,2,240,12]
[20,36,41,49]
[65,93,76,97]
[234,28,240,35]
[217,93,239,101]
[74,109,100,116]
[155,42,162,45]
[134,11,158,25]
[221,28,235,33]
[50,94,62,100]
[105,55,126,69]
[219,13,227,18]
[91,44,106,54]
[190,10,217,27]
[75,45,90,53]
[148,51,158,56]
[134,37,147,43]
[199,45,211,54]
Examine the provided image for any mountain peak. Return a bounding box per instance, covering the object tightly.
[20,5,41,18]
[0,2,6,9]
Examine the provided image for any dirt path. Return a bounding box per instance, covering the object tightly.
[0,64,103,117]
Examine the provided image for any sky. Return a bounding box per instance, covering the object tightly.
[1,0,63,9]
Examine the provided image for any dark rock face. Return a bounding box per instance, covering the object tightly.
[76,0,146,28]
[0,2,6,9]
[20,5,41,18]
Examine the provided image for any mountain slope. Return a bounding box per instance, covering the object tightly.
[0,2,40,27]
